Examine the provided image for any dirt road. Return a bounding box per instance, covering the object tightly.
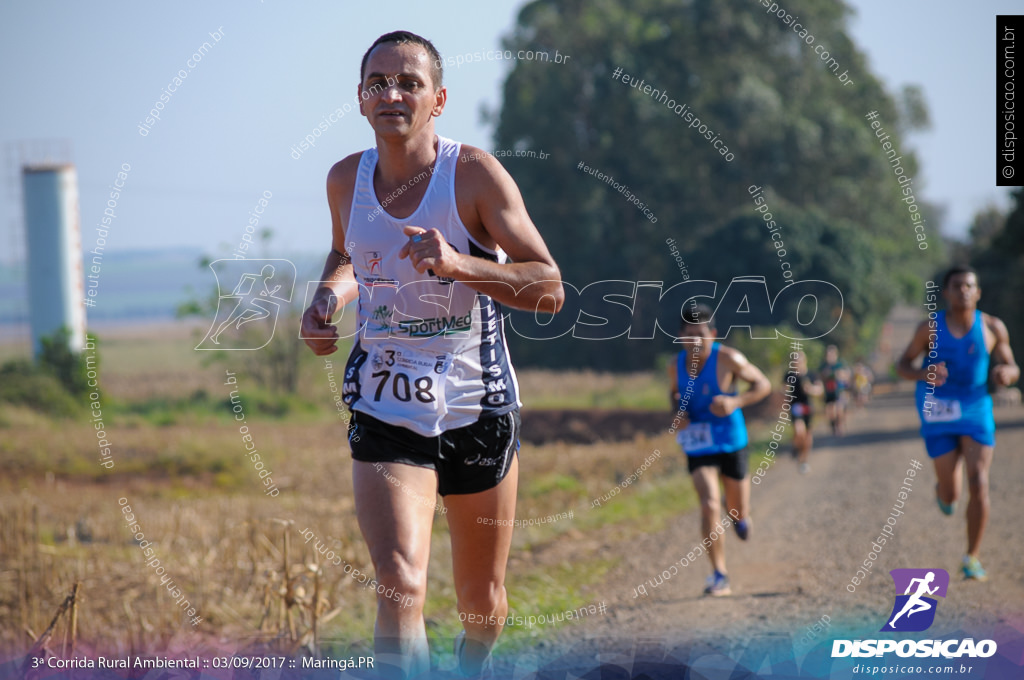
[517,385,1024,677]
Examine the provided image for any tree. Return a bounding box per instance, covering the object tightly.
[38,327,95,397]
[0,327,97,417]
[490,0,943,370]
[970,192,1024,363]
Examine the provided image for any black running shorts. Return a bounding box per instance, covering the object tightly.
[348,409,520,496]
[686,447,748,481]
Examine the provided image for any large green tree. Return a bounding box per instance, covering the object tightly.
[490,0,943,369]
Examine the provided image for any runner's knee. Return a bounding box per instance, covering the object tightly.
[700,496,720,516]
[967,471,990,499]
[456,580,505,618]
[373,556,428,612]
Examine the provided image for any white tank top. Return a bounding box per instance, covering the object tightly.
[341,136,521,436]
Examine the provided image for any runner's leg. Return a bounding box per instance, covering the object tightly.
[836,394,848,435]
[721,474,749,527]
[445,455,519,675]
[961,436,994,558]
[353,460,437,680]
[805,418,814,457]
[932,447,963,508]
[794,419,808,464]
[691,465,726,573]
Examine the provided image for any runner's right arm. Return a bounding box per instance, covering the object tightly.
[667,356,681,409]
[301,156,362,356]
[896,320,948,386]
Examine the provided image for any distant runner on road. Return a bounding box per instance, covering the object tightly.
[785,350,823,474]
[819,344,850,436]
[852,360,874,408]
[668,304,771,596]
[896,266,1019,580]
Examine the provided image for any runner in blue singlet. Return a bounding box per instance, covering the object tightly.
[668,304,771,596]
[897,266,1019,580]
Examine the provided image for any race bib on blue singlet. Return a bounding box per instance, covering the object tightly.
[923,398,962,424]
[677,422,714,453]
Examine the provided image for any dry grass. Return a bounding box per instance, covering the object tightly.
[0,410,683,657]
[516,369,667,410]
[0,323,689,657]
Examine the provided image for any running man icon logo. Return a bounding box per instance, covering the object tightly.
[196,259,296,351]
[881,568,949,632]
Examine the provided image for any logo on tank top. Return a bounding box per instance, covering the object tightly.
[365,251,382,276]
[968,343,976,355]
[361,251,399,287]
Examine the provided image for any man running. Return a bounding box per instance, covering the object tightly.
[668,304,771,596]
[897,266,1019,580]
[819,344,849,435]
[300,31,563,678]
[785,350,822,474]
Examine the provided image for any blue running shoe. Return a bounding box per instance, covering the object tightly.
[734,518,750,541]
[962,556,988,581]
[936,484,956,516]
[703,571,732,597]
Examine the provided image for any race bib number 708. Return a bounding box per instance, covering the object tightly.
[367,345,451,409]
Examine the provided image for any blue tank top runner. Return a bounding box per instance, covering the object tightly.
[676,342,748,455]
[915,310,995,437]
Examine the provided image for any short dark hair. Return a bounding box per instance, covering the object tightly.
[680,302,716,332]
[360,31,443,89]
[941,265,978,290]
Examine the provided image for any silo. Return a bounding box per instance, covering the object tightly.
[22,164,86,356]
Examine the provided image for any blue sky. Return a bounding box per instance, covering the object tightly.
[0,0,1016,263]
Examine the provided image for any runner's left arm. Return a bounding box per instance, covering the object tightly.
[709,350,771,416]
[399,150,563,313]
[805,374,825,397]
[988,314,1020,386]
[732,354,772,408]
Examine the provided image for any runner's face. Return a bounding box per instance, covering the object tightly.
[359,43,444,136]
[943,272,980,311]
[678,321,714,349]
